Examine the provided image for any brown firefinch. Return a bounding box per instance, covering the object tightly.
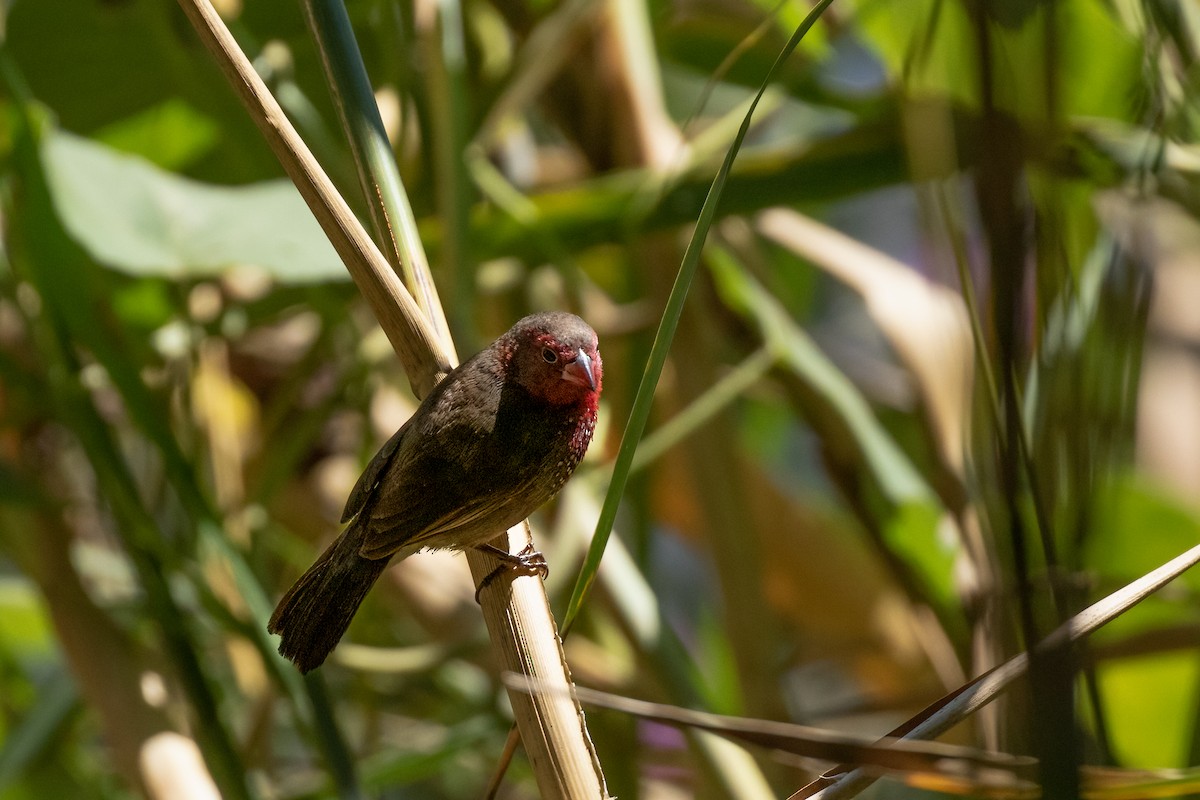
[269,312,602,672]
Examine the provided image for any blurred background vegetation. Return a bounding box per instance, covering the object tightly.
[2,0,1200,797]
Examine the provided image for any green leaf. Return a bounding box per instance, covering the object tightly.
[560,0,840,634]
[1087,476,1200,637]
[0,670,79,792]
[858,0,1140,120]
[1065,476,1200,773]
[1088,477,1200,590]
[94,98,220,171]
[884,501,954,608]
[41,129,345,283]
[1094,652,1199,769]
[0,577,53,656]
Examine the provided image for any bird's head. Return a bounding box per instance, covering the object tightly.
[506,312,603,407]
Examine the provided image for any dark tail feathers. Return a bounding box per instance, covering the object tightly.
[268,522,390,673]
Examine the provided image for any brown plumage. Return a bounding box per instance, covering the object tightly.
[268,312,602,672]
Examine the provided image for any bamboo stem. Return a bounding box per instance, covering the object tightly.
[176,0,447,396]
[174,2,609,795]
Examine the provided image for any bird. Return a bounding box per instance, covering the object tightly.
[268,311,602,673]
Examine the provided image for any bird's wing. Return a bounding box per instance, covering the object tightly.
[354,368,512,558]
[340,421,411,524]
[341,357,488,525]
[357,488,507,559]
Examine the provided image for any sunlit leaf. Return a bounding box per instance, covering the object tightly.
[41,129,345,283]
[1093,653,1199,769]
[857,0,1140,120]
[1092,482,1200,579]
[0,578,53,656]
[94,98,220,171]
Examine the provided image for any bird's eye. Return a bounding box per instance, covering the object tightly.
[541,347,559,363]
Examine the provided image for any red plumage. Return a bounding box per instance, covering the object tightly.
[268,312,602,672]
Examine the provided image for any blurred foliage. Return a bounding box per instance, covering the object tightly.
[2,0,1200,798]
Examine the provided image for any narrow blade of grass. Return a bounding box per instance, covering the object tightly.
[561,0,838,634]
[301,0,451,345]
[0,670,78,791]
[704,245,959,621]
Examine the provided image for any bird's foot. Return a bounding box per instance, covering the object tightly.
[475,543,549,602]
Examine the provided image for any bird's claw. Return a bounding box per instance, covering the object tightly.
[475,543,549,602]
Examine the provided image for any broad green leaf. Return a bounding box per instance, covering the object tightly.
[857,0,1140,121]
[856,0,978,108]
[41,129,345,284]
[1088,477,1200,590]
[1093,653,1199,769]
[1086,477,1200,639]
[0,578,52,656]
[94,99,220,171]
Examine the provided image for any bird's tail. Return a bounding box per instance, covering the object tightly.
[268,520,390,673]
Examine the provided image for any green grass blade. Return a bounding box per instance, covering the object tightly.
[304,672,368,800]
[427,0,475,339]
[301,0,450,344]
[705,246,959,621]
[0,670,78,791]
[561,0,838,633]
[630,347,775,475]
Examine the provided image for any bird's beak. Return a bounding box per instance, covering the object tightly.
[563,348,596,391]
